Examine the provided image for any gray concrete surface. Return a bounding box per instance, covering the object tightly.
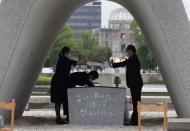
[0,0,190,119]
[12,110,177,131]
[168,118,190,131]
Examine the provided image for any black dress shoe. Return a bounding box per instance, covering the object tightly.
[124,122,130,126]
[130,122,138,126]
[64,119,69,124]
[65,116,69,123]
[66,116,69,121]
[56,118,65,125]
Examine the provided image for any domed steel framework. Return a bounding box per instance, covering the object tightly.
[109,8,133,29]
[109,8,133,21]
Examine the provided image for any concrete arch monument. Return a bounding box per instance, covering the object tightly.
[0,0,190,119]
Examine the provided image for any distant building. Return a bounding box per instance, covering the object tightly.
[93,8,134,57]
[66,1,101,40]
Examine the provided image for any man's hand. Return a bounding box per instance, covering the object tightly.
[77,60,87,65]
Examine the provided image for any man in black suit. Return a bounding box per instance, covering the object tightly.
[70,70,99,88]
[112,45,143,126]
[63,70,99,122]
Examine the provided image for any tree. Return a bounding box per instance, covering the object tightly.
[130,20,156,69]
[45,26,80,67]
[79,30,112,62]
[45,27,112,67]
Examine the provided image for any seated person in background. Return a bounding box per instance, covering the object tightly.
[70,70,99,87]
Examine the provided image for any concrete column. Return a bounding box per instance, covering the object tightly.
[0,0,89,118]
[120,0,190,117]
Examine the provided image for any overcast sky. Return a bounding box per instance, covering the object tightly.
[101,0,190,27]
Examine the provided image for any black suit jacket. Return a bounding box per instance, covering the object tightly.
[112,54,143,88]
[70,72,94,87]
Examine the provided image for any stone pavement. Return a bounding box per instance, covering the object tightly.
[12,110,177,131]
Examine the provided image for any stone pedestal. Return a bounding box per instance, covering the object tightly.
[68,87,126,125]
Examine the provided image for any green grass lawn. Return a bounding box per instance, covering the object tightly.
[36,76,52,85]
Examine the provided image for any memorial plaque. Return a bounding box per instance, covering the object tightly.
[68,87,126,125]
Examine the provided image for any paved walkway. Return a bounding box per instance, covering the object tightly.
[13,110,177,131]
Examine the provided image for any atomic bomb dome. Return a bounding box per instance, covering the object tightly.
[109,8,133,21]
[109,8,133,29]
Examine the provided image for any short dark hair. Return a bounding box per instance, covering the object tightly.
[61,46,70,54]
[126,45,136,53]
[89,70,99,79]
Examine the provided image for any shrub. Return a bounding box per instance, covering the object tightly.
[36,76,52,85]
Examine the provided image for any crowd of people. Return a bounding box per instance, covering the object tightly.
[50,45,143,126]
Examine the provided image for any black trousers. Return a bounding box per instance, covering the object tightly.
[130,86,142,123]
[62,92,69,118]
[62,77,70,119]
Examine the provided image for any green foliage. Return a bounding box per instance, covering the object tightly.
[45,26,79,67]
[130,20,156,69]
[79,30,112,62]
[45,27,112,67]
[36,76,52,85]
